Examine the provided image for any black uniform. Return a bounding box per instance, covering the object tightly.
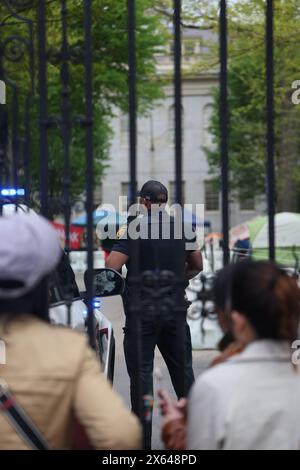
[112,207,197,448]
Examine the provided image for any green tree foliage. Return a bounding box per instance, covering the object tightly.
[202,0,300,211]
[0,0,167,212]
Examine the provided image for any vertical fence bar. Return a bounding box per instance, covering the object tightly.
[38,0,49,218]
[127,0,144,439]
[11,87,19,195]
[84,0,95,348]
[0,106,8,211]
[61,0,71,244]
[24,22,34,210]
[266,0,275,261]
[128,0,137,205]
[219,0,230,265]
[60,0,72,325]
[174,0,182,206]
[23,97,31,209]
[24,21,34,211]
[173,0,188,399]
[0,53,6,215]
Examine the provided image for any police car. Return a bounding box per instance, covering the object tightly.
[49,253,119,382]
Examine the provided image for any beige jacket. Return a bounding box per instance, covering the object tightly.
[0,314,141,450]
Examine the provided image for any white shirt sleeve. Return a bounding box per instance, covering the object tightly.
[187,377,223,450]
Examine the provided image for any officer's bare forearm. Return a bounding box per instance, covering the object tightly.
[185,266,200,281]
[105,251,129,271]
[186,251,203,279]
[185,263,202,280]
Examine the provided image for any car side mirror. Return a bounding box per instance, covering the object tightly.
[84,268,125,297]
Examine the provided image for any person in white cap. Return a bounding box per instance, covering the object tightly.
[0,212,141,450]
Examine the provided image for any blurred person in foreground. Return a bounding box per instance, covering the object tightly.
[160,260,300,450]
[0,212,141,450]
[159,263,243,449]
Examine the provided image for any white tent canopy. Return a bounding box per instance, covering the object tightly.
[253,212,300,248]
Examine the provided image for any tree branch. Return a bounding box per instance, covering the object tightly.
[152,6,215,31]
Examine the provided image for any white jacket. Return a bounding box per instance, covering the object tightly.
[187,340,300,450]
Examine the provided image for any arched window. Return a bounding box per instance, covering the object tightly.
[203,103,214,148]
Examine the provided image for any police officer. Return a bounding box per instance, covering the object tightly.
[106,180,203,448]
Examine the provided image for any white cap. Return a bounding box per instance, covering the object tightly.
[0,212,61,298]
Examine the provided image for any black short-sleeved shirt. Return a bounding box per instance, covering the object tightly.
[111,209,199,309]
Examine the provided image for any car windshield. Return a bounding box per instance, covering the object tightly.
[50,252,80,305]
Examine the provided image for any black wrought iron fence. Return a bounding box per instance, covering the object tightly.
[0,0,95,343]
[0,0,34,210]
[0,0,277,448]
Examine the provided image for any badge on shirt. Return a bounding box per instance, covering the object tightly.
[116,225,127,240]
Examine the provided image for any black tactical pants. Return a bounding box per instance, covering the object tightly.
[123,311,195,449]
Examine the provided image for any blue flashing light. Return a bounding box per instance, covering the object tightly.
[1,188,25,197]
[93,298,102,309]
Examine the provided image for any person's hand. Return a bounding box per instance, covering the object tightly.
[158,389,187,419]
[158,389,188,450]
